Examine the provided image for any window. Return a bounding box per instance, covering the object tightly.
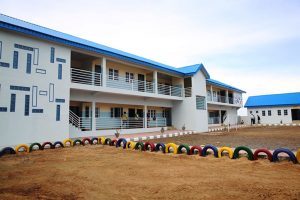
[256,111,259,113]
[196,96,206,110]
[126,72,134,82]
[277,110,281,116]
[250,111,252,114]
[13,51,18,69]
[268,110,271,116]
[56,105,60,121]
[109,68,119,80]
[50,47,55,63]
[10,94,16,112]
[110,107,123,118]
[284,110,288,115]
[147,110,156,118]
[58,64,62,79]
[24,95,30,116]
[85,106,90,117]
[262,111,265,116]
[95,107,100,118]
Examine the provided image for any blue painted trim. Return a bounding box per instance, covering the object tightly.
[35,68,46,74]
[26,53,31,74]
[10,93,16,112]
[50,47,55,63]
[32,108,43,113]
[24,95,30,116]
[32,86,38,107]
[0,62,9,68]
[49,83,54,102]
[55,98,65,103]
[10,85,30,91]
[245,104,300,108]
[39,90,47,96]
[58,64,62,79]
[56,58,66,63]
[0,21,185,76]
[13,51,18,69]
[0,107,7,112]
[206,79,246,93]
[56,105,60,121]
[14,43,34,51]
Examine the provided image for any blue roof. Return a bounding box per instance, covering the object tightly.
[206,79,246,93]
[245,92,300,108]
[0,13,206,77]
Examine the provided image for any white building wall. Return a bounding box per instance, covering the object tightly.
[172,71,208,132]
[247,107,292,124]
[0,30,70,147]
[207,104,239,125]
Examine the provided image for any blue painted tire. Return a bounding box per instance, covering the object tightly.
[116,138,127,149]
[0,147,16,157]
[29,143,42,152]
[202,145,218,157]
[155,143,166,153]
[53,141,64,148]
[91,137,98,145]
[272,148,298,164]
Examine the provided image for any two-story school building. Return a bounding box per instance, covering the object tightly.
[0,14,245,147]
[244,92,300,124]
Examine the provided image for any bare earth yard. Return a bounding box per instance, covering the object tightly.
[0,145,300,199]
[149,126,300,151]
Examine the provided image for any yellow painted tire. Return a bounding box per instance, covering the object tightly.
[165,143,178,154]
[15,144,29,153]
[296,148,300,163]
[100,137,106,145]
[63,139,73,147]
[218,147,233,158]
[126,141,136,150]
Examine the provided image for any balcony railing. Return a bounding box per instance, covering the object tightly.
[208,117,220,124]
[207,94,235,105]
[71,68,102,86]
[158,83,183,97]
[70,68,183,98]
[106,75,154,93]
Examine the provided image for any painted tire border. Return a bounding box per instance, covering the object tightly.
[15,144,29,153]
[0,147,16,157]
[165,143,178,154]
[116,138,127,149]
[29,142,42,152]
[297,148,300,163]
[218,147,233,158]
[233,146,254,160]
[177,144,190,155]
[63,139,73,147]
[190,146,202,156]
[134,142,144,151]
[253,148,273,162]
[73,139,82,146]
[41,142,54,149]
[155,143,166,153]
[53,141,64,148]
[202,145,218,157]
[91,137,98,145]
[126,141,136,149]
[144,142,155,152]
[272,148,297,164]
[82,138,92,146]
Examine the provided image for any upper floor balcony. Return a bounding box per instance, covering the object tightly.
[206,85,243,107]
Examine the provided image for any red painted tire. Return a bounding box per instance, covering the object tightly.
[82,138,92,146]
[190,146,202,156]
[110,139,117,146]
[253,148,273,162]
[41,142,54,150]
[144,142,155,152]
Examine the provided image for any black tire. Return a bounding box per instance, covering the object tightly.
[91,137,98,145]
[29,143,42,152]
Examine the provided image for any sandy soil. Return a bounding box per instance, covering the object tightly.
[0,145,300,200]
[149,126,300,151]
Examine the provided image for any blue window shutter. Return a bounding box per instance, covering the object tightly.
[26,53,32,74]
[58,64,62,79]
[24,95,30,116]
[13,51,18,69]
[56,105,60,121]
[10,94,16,112]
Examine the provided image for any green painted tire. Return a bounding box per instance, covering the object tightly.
[233,146,254,160]
[29,142,42,152]
[73,139,82,146]
[177,144,190,155]
[104,138,112,145]
[134,142,144,151]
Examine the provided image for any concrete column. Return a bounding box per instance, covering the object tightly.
[92,101,96,131]
[101,57,107,87]
[153,71,158,93]
[144,105,148,128]
[226,90,229,103]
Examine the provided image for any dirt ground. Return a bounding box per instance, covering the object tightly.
[0,145,300,200]
[149,126,300,151]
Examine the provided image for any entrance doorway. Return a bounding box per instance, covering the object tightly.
[128,108,135,118]
[221,110,227,123]
[292,109,300,120]
[138,74,145,92]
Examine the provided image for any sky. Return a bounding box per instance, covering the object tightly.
[1,0,300,115]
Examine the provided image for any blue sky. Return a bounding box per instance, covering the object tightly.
[1,0,300,115]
